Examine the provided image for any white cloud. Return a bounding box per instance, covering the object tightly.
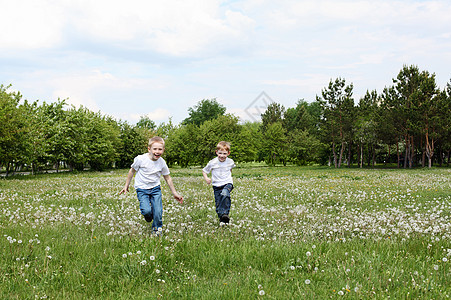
[146,108,171,121]
[64,0,255,57]
[0,1,64,49]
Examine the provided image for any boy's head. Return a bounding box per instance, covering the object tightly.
[148,136,165,161]
[216,141,230,162]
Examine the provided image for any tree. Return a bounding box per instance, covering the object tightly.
[116,121,147,168]
[356,90,379,167]
[262,122,287,166]
[0,85,37,175]
[182,98,226,126]
[136,116,156,130]
[414,71,439,168]
[317,78,354,168]
[261,102,285,133]
[197,114,242,165]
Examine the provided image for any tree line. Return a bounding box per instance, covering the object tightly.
[1,65,450,175]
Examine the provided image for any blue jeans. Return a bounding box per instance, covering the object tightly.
[213,183,233,219]
[136,186,163,231]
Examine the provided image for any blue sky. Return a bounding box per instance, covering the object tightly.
[1,0,450,125]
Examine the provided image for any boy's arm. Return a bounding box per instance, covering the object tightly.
[163,174,184,204]
[119,168,136,195]
[202,171,211,185]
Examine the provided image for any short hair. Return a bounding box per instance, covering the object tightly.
[148,136,165,147]
[216,141,230,152]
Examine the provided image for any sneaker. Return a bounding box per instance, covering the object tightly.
[220,214,230,224]
[144,215,153,223]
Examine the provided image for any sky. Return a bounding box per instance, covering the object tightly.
[1,0,450,125]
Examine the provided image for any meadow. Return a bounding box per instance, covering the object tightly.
[1,166,450,299]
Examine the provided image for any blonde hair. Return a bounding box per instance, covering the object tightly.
[216,141,231,152]
[148,136,165,147]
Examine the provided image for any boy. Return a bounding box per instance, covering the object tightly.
[202,141,236,224]
[119,136,183,234]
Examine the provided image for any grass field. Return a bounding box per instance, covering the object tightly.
[1,166,450,299]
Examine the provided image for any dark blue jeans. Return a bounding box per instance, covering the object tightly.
[136,186,163,231]
[213,183,233,219]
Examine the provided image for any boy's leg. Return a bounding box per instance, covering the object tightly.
[213,184,233,222]
[149,185,163,231]
[136,188,153,222]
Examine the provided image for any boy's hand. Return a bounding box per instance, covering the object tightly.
[119,187,128,195]
[173,193,184,204]
[204,178,212,185]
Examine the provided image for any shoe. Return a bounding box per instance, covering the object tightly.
[220,214,230,224]
[144,215,153,222]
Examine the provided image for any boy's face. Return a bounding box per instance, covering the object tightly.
[148,142,164,161]
[216,149,230,162]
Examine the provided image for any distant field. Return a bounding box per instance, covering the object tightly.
[1,166,450,299]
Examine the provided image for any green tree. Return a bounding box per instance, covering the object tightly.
[167,123,199,167]
[317,78,354,168]
[412,71,439,168]
[261,102,285,133]
[197,114,242,165]
[85,111,121,171]
[392,65,422,168]
[136,115,156,130]
[356,90,379,167]
[182,98,226,126]
[116,121,147,168]
[262,122,287,166]
[0,85,33,175]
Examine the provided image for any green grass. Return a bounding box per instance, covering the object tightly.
[1,166,450,299]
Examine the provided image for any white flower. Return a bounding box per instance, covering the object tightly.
[150,256,155,261]
[306,251,311,257]
[136,251,141,255]
[290,266,295,270]
[433,265,439,270]
[338,291,344,295]
[305,279,311,284]
[45,246,50,252]
[155,269,160,274]
[443,257,448,262]
[140,260,147,265]
[259,290,265,296]
[122,254,127,258]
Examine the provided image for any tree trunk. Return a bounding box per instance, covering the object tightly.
[347,141,352,167]
[404,135,409,169]
[359,143,363,168]
[332,141,337,168]
[338,142,345,168]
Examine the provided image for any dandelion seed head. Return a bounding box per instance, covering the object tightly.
[305,279,311,284]
[259,290,265,296]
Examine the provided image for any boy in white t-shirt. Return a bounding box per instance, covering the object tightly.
[119,136,183,234]
[202,141,236,224]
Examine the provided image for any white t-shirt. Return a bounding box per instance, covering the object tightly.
[131,154,170,189]
[202,157,235,187]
